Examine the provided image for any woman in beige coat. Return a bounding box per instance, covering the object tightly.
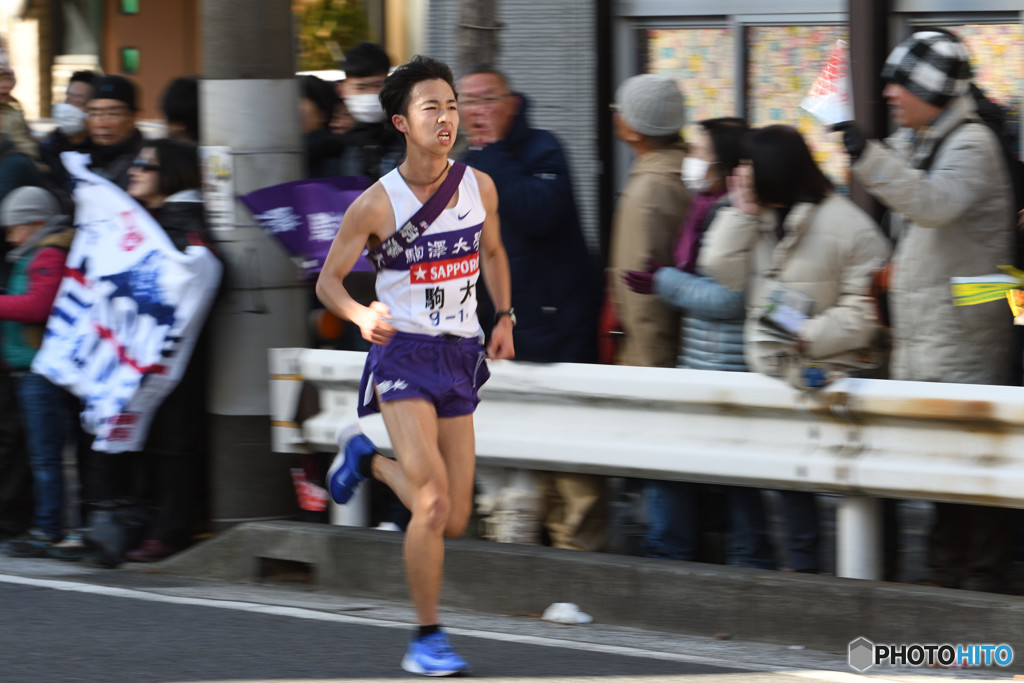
[699,125,890,572]
[609,74,690,369]
[700,125,890,388]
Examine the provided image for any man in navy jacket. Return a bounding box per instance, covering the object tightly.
[461,68,600,363]
[460,67,607,552]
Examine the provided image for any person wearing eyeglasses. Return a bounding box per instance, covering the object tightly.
[83,138,219,565]
[85,75,144,190]
[459,66,605,552]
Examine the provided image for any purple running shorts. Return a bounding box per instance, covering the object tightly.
[357,331,490,418]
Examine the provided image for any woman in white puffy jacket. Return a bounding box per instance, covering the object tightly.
[698,124,890,573]
[699,124,891,388]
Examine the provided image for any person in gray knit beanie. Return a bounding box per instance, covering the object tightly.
[0,182,75,559]
[0,186,59,228]
[610,71,693,564]
[0,186,69,264]
[614,73,685,137]
[609,70,689,364]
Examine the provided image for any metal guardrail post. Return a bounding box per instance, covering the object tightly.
[269,349,372,527]
[836,495,882,579]
[330,487,371,527]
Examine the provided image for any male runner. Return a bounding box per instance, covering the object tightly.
[315,55,515,677]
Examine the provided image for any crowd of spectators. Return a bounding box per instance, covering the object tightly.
[0,63,219,564]
[0,32,1019,594]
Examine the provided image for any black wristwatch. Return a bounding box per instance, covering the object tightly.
[494,308,517,327]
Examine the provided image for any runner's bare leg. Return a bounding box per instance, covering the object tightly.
[376,399,476,626]
[372,414,475,538]
[435,414,476,538]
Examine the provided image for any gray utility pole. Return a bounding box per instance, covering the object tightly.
[200,0,307,530]
[458,0,500,71]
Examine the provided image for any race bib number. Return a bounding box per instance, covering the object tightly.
[409,251,479,329]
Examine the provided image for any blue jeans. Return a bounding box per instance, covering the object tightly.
[726,486,777,570]
[16,372,69,539]
[644,480,778,567]
[642,480,698,560]
[778,490,820,572]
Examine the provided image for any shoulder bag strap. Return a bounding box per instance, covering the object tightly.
[917,118,975,172]
[368,162,467,271]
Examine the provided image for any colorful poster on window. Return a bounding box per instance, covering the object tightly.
[944,24,1023,154]
[647,27,736,141]
[748,26,849,188]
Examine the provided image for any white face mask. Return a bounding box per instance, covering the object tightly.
[52,101,87,136]
[344,94,386,124]
[682,156,718,193]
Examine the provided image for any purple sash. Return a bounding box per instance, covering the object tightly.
[368,162,468,271]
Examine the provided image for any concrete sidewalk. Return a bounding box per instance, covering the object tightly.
[159,520,1024,657]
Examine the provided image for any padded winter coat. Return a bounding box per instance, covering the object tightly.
[852,94,1014,385]
[463,96,600,363]
[698,195,890,380]
[609,142,690,368]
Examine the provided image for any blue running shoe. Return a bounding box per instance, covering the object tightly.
[401,630,469,677]
[326,422,377,504]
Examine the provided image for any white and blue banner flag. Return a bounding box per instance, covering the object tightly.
[32,152,222,452]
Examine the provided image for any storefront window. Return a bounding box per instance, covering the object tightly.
[944,23,1023,152]
[747,26,849,189]
[646,27,736,142]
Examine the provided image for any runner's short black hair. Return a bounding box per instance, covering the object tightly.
[379,55,456,125]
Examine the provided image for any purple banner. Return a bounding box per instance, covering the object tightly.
[239,176,372,278]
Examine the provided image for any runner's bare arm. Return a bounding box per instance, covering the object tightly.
[315,184,397,345]
[474,169,515,360]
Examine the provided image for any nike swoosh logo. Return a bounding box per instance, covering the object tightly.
[458,209,471,220]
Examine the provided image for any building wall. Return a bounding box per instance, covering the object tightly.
[3,0,53,120]
[428,0,602,253]
[385,0,427,64]
[102,0,198,120]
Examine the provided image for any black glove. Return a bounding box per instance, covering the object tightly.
[832,121,866,160]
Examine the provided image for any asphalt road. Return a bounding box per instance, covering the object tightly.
[0,555,1004,683]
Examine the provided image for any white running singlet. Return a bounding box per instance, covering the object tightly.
[375,163,485,338]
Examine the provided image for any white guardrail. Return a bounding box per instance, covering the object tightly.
[269,348,1024,581]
